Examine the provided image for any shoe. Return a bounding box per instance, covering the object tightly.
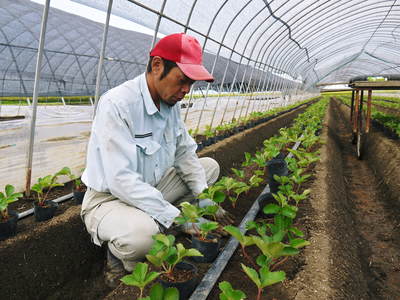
[104,248,128,289]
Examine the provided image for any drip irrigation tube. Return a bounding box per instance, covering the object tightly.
[17,192,73,220]
[189,137,302,299]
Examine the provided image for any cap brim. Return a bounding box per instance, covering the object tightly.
[176,62,214,82]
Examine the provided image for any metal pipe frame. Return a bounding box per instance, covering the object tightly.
[25,0,51,196]
[93,0,113,114]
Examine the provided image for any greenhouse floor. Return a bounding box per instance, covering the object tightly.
[1,98,399,299]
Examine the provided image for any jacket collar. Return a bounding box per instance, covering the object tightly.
[140,73,158,116]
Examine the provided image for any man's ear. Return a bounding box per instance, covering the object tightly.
[151,56,164,76]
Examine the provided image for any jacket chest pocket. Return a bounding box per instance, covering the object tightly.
[135,139,161,185]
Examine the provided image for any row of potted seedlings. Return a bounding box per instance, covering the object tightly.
[118,99,328,299]
[191,97,320,151]
[0,167,86,241]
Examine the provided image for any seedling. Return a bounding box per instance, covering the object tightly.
[175,202,219,239]
[144,283,179,300]
[62,166,86,191]
[145,234,202,281]
[219,281,247,300]
[120,262,160,299]
[31,167,71,205]
[224,225,255,266]
[241,264,285,300]
[231,168,245,181]
[198,185,226,208]
[204,125,216,138]
[249,174,263,188]
[0,184,23,221]
[228,182,250,208]
[199,221,219,240]
[241,152,254,167]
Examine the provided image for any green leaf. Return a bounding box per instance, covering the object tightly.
[281,206,297,219]
[290,238,310,249]
[259,268,286,287]
[163,287,180,300]
[288,227,304,237]
[219,281,246,300]
[263,204,280,214]
[213,191,226,203]
[281,246,299,256]
[241,264,261,288]
[5,184,14,197]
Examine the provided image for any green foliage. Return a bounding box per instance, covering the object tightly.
[198,186,226,206]
[0,184,23,220]
[241,264,285,299]
[146,234,202,279]
[228,181,250,208]
[120,262,160,298]
[31,167,69,205]
[176,202,219,239]
[199,221,219,240]
[231,168,245,180]
[219,281,247,300]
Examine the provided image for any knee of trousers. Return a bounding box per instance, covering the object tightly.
[200,157,220,185]
[107,224,159,264]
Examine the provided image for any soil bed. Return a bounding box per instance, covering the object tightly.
[206,98,400,299]
[1,101,313,300]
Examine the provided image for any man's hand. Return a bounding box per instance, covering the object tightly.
[197,198,235,226]
[177,216,229,237]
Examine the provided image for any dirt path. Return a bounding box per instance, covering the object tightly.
[332,100,400,299]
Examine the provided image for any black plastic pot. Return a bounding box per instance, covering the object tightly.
[33,200,59,222]
[159,261,198,300]
[196,142,204,152]
[191,235,220,263]
[267,156,288,194]
[73,190,85,205]
[0,210,18,241]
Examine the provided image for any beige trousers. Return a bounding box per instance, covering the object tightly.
[82,157,219,271]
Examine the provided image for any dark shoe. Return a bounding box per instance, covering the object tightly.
[104,249,128,289]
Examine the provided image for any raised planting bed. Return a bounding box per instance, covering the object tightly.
[104,100,329,299]
[0,101,313,300]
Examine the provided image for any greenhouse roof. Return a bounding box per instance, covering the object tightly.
[0,0,399,96]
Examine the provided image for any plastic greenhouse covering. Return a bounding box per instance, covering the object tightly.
[0,0,399,193]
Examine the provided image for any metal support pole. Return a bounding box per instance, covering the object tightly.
[93,0,113,116]
[61,97,66,106]
[25,0,51,196]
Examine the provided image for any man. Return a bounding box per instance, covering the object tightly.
[81,33,231,288]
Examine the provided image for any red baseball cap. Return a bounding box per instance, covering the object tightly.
[150,33,214,82]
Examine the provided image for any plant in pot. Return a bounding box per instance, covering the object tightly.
[0,184,23,240]
[63,167,87,205]
[175,202,221,263]
[120,262,179,300]
[145,233,202,299]
[31,167,70,222]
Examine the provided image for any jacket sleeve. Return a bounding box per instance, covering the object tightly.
[93,100,180,228]
[174,120,208,196]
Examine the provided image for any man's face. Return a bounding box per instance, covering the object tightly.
[155,64,195,107]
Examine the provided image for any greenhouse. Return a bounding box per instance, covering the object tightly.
[0,0,399,299]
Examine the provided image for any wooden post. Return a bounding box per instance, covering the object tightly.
[353,89,359,134]
[366,89,372,133]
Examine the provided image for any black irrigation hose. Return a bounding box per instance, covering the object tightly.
[189,138,303,300]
